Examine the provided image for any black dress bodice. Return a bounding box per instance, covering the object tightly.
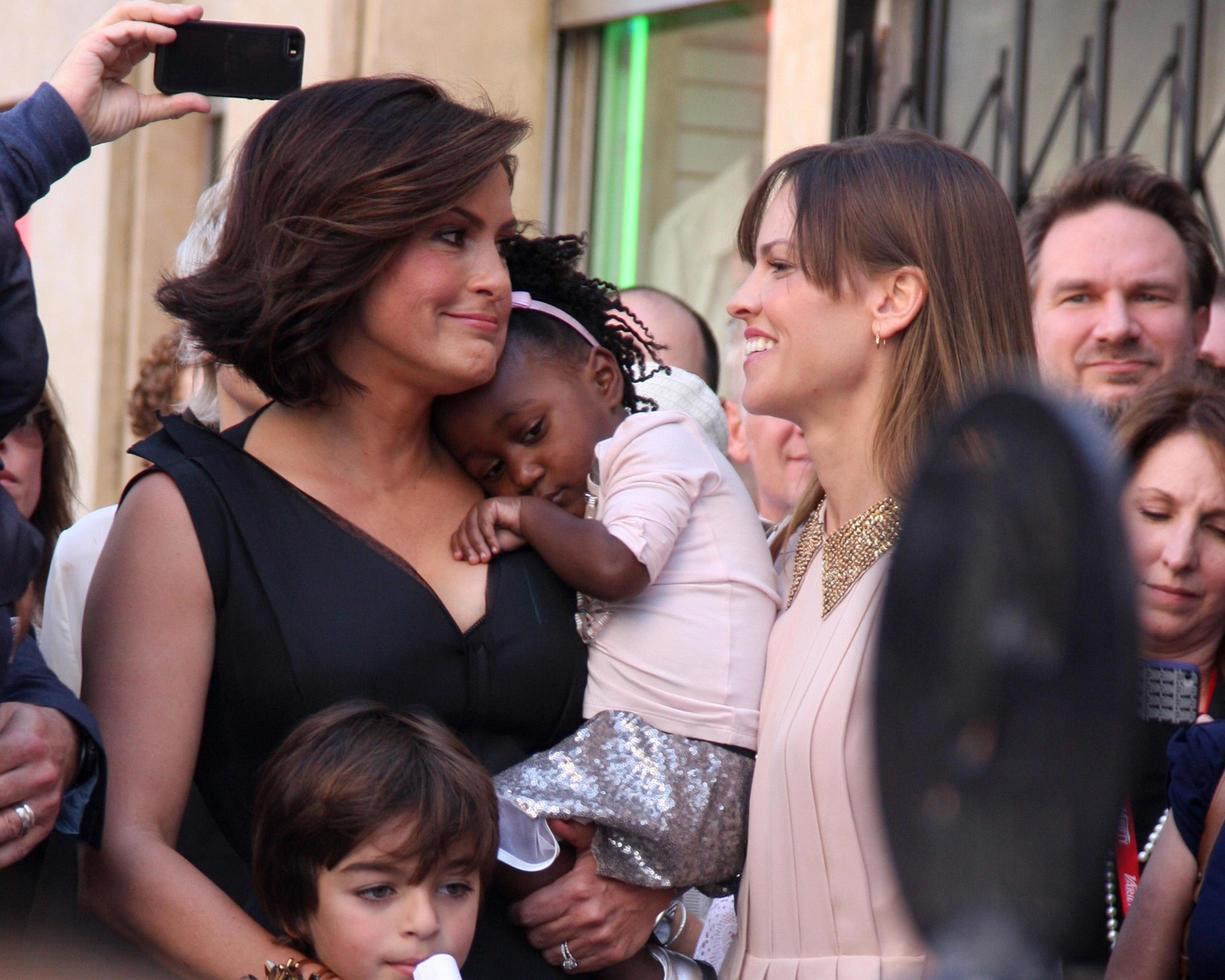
[128,413,587,977]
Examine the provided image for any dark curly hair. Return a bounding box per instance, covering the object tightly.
[499,234,662,413]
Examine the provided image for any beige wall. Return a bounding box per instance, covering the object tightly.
[763,0,839,162]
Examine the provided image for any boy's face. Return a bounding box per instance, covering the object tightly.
[308,822,481,979]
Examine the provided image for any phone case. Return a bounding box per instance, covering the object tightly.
[154,21,304,101]
[1137,660,1200,724]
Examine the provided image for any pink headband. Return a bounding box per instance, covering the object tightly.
[511,290,600,348]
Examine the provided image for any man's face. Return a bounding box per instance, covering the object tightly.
[1031,202,1207,412]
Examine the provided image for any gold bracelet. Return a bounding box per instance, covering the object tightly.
[240,958,331,980]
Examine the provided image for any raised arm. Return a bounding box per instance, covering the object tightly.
[79,473,318,978]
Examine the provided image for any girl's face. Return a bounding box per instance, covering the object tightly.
[1124,430,1225,659]
[0,408,45,520]
[307,822,481,980]
[726,183,876,425]
[434,345,624,517]
[341,167,518,398]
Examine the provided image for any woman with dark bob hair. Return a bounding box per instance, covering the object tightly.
[82,76,666,979]
[722,130,1034,977]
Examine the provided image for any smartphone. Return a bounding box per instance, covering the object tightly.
[1137,660,1200,724]
[154,21,304,100]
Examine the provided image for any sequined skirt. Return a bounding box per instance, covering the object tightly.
[494,710,754,891]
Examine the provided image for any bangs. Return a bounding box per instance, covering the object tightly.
[359,775,500,884]
[735,145,869,298]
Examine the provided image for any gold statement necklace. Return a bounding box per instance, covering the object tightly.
[786,495,903,617]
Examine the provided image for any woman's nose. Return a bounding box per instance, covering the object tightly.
[727,273,759,323]
[1160,525,1198,572]
[470,238,511,300]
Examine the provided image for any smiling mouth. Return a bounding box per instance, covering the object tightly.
[446,311,500,331]
[744,336,777,355]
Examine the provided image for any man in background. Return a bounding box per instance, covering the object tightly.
[1021,155,1218,418]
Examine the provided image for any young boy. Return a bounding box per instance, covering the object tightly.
[248,700,499,980]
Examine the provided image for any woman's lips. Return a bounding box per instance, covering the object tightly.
[446,311,500,333]
[1145,582,1201,606]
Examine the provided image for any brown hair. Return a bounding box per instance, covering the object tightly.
[1115,365,1225,471]
[156,76,529,407]
[737,130,1035,519]
[1020,155,1220,311]
[251,700,498,951]
[127,326,185,440]
[31,382,77,605]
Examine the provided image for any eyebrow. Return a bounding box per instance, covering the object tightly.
[757,238,791,258]
[493,399,536,427]
[444,207,519,236]
[338,860,401,876]
[1049,278,1180,294]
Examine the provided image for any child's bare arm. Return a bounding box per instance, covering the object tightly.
[451,497,649,602]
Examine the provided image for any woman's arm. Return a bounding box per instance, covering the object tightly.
[452,496,649,602]
[1106,820,1198,980]
[80,474,315,979]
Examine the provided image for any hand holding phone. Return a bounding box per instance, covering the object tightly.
[49,1,211,145]
[154,21,305,101]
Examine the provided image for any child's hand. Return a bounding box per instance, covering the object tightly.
[452,497,528,563]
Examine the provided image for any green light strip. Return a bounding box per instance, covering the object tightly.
[617,15,649,288]
[591,20,626,283]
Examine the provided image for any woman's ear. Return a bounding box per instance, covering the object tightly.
[586,348,625,409]
[871,266,928,344]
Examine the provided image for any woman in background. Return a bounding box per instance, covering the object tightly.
[1105,374,1225,979]
[0,383,76,622]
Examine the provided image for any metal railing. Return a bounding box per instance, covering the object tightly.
[835,0,1224,254]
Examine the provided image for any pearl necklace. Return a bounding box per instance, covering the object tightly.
[1105,808,1168,946]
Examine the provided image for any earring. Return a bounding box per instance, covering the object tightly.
[874,331,884,349]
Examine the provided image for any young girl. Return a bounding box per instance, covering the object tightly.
[248,701,499,980]
[434,235,779,976]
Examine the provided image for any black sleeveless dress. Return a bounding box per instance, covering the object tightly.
[129,413,586,978]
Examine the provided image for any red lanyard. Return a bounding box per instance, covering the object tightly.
[1115,804,1141,916]
[1115,669,1219,917]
